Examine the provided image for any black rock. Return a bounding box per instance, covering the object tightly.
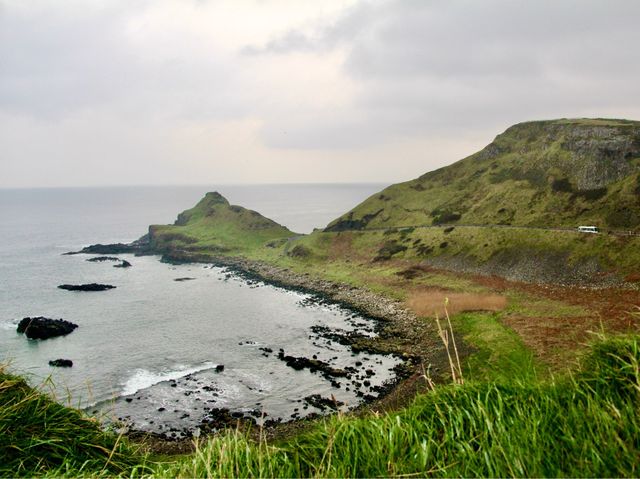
[86,256,121,263]
[17,317,78,340]
[49,359,73,367]
[58,283,116,292]
[276,351,348,379]
[215,364,225,372]
[303,394,345,411]
[114,260,132,268]
[65,243,140,255]
[174,277,195,282]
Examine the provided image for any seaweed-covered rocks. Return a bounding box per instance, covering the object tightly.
[17,317,78,340]
[49,359,73,367]
[58,283,116,291]
[303,394,344,411]
[277,351,350,379]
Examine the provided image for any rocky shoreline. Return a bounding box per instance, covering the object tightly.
[69,242,450,449]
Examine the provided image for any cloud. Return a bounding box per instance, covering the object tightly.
[0,1,251,121]
[248,0,640,148]
[1,0,639,187]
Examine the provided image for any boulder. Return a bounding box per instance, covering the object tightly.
[17,317,78,340]
[114,260,132,268]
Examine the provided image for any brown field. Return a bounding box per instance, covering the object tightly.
[407,290,507,317]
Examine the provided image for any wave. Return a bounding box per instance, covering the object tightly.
[121,361,219,396]
[0,319,19,331]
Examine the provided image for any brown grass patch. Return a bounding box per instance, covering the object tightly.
[407,291,507,317]
[502,315,599,370]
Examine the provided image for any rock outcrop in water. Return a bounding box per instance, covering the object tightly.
[17,317,78,340]
[58,283,116,292]
[49,359,73,367]
[86,256,132,268]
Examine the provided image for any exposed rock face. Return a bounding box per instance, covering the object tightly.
[49,359,73,367]
[486,120,640,190]
[58,283,116,291]
[17,317,78,340]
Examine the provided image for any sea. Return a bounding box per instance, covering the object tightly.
[0,184,400,437]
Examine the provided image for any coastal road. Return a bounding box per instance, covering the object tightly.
[321,223,640,237]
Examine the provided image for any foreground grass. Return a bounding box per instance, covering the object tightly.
[2,335,639,477]
[0,367,148,477]
[152,334,639,478]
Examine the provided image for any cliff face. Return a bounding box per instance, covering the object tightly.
[326,119,640,231]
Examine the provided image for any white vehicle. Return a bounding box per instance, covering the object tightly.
[577,225,599,234]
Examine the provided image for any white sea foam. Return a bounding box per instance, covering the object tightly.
[0,319,19,331]
[121,362,218,396]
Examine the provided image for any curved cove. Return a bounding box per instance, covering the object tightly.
[2,255,401,437]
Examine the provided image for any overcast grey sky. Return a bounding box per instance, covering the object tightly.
[1,0,639,188]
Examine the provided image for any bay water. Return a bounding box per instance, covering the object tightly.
[0,184,400,435]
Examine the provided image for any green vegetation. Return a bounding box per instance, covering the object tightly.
[451,312,538,382]
[0,366,147,477]
[152,335,639,477]
[283,225,640,279]
[5,335,638,477]
[327,119,640,232]
[148,192,297,256]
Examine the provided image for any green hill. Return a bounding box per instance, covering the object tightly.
[148,191,296,256]
[326,119,640,231]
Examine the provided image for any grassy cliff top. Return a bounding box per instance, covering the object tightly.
[148,191,296,256]
[326,118,640,231]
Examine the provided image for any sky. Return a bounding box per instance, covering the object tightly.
[1,0,639,188]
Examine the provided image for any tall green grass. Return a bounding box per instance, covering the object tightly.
[2,336,639,477]
[154,334,640,478]
[0,367,147,477]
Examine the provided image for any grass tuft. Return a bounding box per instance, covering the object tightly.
[0,366,147,477]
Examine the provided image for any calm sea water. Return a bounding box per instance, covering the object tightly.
[0,184,398,435]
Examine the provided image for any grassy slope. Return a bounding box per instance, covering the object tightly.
[148,191,297,256]
[288,226,640,279]
[327,118,640,231]
[0,367,147,477]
